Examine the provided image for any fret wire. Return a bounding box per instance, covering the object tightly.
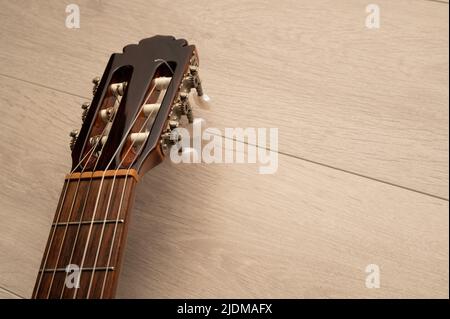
[82,77,160,299]
[96,79,164,298]
[57,93,124,299]
[73,90,138,299]
[96,81,163,297]
[52,219,124,226]
[40,267,115,272]
[49,170,104,299]
[33,143,99,299]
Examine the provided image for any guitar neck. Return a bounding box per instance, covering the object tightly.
[32,169,139,299]
[31,36,203,298]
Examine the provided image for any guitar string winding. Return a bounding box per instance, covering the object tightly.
[47,96,120,299]
[70,75,164,298]
[86,100,158,298]
[97,62,176,297]
[57,90,138,298]
[86,61,175,298]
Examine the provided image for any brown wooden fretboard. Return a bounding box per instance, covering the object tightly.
[32,170,138,299]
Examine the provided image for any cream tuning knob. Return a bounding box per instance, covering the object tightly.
[129,132,150,145]
[154,77,172,90]
[99,107,114,122]
[110,82,127,96]
[143,103,160,117]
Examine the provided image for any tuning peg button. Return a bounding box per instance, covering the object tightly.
[69,129,79,150]
[92,76,100,95]
[81,102,90,122]
[181,65,210,104]
[99,107,115,122]
[110,82,127,96]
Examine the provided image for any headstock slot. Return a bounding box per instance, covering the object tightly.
[70,36,197,175]
[119,62,176,168]
[76,65,133,171]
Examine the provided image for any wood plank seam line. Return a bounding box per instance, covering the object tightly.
[216,134,450,202]
[0,285,25,299]
[424,0,449,4]
[0,73,87,99]
[0,73,448,202]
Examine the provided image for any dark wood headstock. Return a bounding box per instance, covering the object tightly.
[70,35,204,176]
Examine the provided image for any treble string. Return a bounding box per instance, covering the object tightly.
[56,93,124,299]
[46,100,122,298]
[85,101,158,298]
[98,113,159,298]
[97,62,177,298]
[71,79,161,299]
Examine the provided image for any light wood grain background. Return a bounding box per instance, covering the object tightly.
[0,0,448,298]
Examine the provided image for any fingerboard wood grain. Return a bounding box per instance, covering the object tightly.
[32,170,138,299]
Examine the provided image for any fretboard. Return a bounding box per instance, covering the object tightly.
[32,170,139,299]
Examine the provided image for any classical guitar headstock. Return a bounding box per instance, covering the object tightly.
[69,36,206,176]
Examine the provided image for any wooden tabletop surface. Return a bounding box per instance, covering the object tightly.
[0,0,448,298]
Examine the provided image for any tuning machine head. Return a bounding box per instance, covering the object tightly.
[81,102,90,122]
[69,129,79,150]
[176,92,193,123]
[92,76,100,95]
[69,36,208,175]
[157,60,207,155]
[160,130,182,153]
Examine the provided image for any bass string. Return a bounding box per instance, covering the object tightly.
[85,103,158,298]
[44,97,125,297]
[33,142,97,298]
[71,77,162,299]
[54,93,123,298]
[44,145,98,298]
[98,61,177,297]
